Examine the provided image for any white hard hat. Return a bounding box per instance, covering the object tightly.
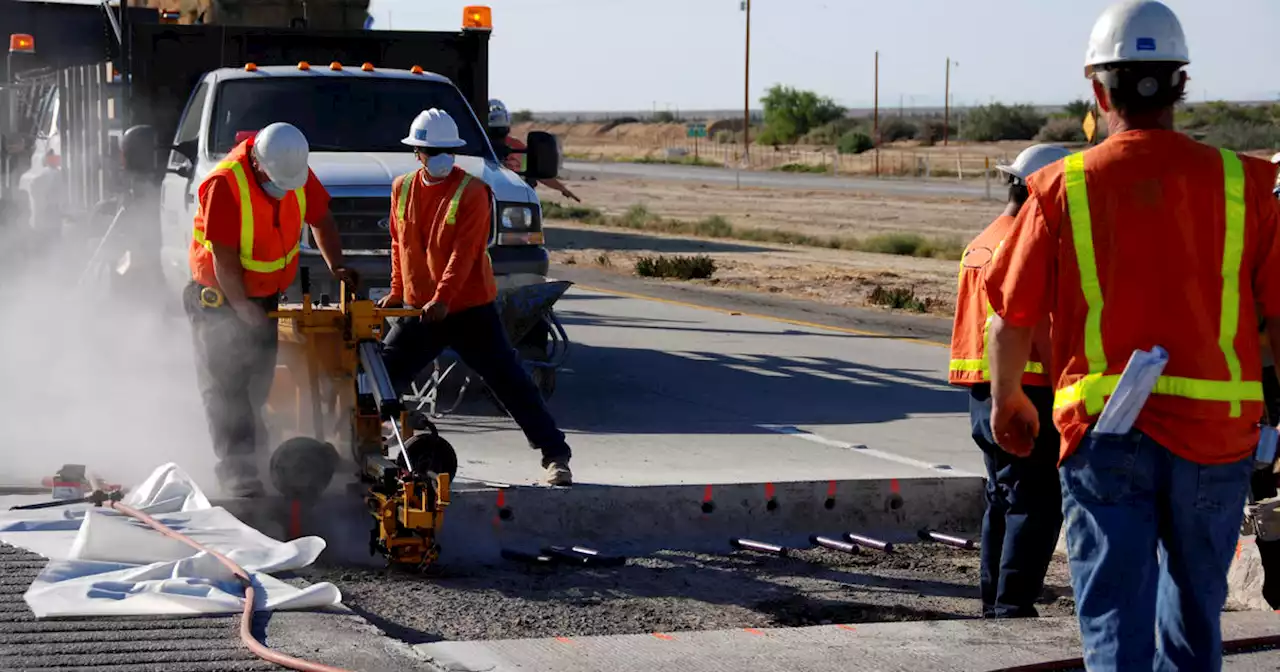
[1271,152,1280,165]
[1085,0,1189,76]
[402,108,467,149]
[488,99,511,128]
[252,122,310,192]
[997,144,1075,182]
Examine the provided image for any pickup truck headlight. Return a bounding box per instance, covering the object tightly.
[501,205,533,230]
[496,204,544,246]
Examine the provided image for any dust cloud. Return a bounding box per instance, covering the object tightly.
[0,191,219,493]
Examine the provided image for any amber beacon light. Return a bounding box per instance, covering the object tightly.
[9,33,35,54]
[462,6,492,30]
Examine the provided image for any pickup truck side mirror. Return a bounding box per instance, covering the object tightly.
[121,125,160,174]
[522,131,561,181]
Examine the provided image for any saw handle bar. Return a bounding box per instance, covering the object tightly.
[265,307,421,320]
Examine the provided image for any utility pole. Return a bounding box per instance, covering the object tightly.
[874,50,879,178]
[944,57,950,146]
[742,0,751,165]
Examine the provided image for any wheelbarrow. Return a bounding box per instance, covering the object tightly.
[403,280,573,417]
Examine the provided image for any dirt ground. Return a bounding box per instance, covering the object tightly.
[540,176,999,316]
[304,543,1074,643]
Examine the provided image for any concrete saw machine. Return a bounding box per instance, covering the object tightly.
[264,269,456,570]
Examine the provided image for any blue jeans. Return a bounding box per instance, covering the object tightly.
[970,386,1064,617]
[1060,430,1252,671]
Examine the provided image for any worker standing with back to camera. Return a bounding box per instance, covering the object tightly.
[985,2,1280,669]
[486,99,580,202]
[186,122,357,498]
[949,144,1071,619]
[377,108,574,486]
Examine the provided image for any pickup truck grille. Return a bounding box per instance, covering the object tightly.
[309,196,392,253]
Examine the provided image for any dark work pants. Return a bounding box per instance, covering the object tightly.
[969,384,1064,618]
[183,282,279,489]
[1255,367,1280,609]
[381,302,571,467]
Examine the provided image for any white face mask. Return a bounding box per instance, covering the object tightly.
[426,154,455,179]
[260,179,288,200]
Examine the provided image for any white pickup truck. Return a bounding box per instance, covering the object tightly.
[157,62,554,304]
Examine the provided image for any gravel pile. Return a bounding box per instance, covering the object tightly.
[300,542,1075,643]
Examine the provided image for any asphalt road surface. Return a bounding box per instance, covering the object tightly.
[561,160,990,199]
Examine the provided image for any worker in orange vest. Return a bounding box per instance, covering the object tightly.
[487,99,580,202]
[185,122,356,498]
[984,2,1280,669]
[949,143,1071,619]
[377,109,574,486]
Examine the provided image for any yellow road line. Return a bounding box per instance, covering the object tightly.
[571,283,950,349]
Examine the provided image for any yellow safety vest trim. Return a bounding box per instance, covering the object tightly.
[1054,150,1257,415]
[1218,148,1246,417]
[396,171,414,224]
[192,158,304,273]
[446,175,474,225]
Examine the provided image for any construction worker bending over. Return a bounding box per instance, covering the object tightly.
[984,2,1280,669]
[377,109,574,486]
[487,99,580,202]
[186,122,356,498]
[949,144,1071,619]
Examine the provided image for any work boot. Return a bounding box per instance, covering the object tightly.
[544,460,572,486]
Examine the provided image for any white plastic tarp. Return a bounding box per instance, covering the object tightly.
[0,463,341,618]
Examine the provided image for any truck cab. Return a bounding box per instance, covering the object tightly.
[158,62,551,302]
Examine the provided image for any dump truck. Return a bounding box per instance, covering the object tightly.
[3,1,561,363]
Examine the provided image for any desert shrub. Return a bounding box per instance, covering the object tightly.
[635,254,717,280]
[541,202,604,224]
[511,109,535,123]
[838,131,874,155]
[866,285,934,313]
[962,103,1047,142]
[1035,117,1086,143]
[916,119,955,146]
[653,110,678,123]
[861,233,965,260]
[775,163,828,173]
[877,117,918,143]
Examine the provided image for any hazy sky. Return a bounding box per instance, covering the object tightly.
[366,0,1279,112]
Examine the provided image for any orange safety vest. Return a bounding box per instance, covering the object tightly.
[949,215,1048,388]
[189,139,307,298]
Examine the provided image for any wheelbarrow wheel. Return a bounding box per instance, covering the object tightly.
[532,367,557,400]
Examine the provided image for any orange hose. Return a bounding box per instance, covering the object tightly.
[107,501,354,672]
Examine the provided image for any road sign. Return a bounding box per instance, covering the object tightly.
[1083,109,1098,144]
[686,123,708,139]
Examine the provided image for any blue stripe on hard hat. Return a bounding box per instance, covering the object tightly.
[414,128,429,141]
[1136,37,1156,51]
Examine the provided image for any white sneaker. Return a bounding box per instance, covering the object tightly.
[544,461,573,486]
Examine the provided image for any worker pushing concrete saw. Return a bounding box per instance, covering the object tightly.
[377,108,575,487]
[985,1,1280,668]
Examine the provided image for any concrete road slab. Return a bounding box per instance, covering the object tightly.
[430,288,977,488]
[413,612,1280,672]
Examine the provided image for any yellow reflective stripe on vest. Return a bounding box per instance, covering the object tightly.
[1055,150,1256,415]
[1063,153,1108,414]
[192,159,300,273]
[948,358,1045,377]
[445,175,474,225]
[396,172,414,224]
[1218,148,1246,417]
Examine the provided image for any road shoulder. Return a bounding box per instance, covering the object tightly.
[550,263,953,344]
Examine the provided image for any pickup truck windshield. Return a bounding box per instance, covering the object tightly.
[208,77,492,157]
